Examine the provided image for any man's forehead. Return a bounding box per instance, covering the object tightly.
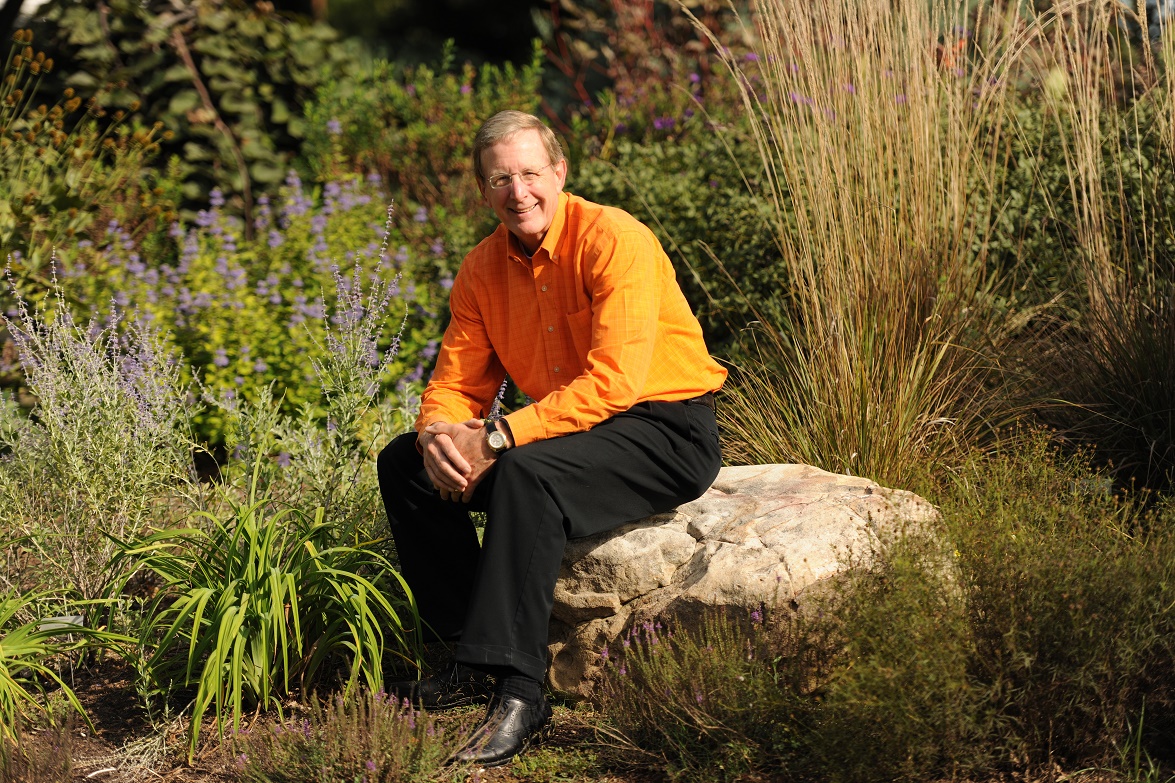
[483,130,548,163]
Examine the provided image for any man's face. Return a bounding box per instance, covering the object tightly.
[477,128,567,254]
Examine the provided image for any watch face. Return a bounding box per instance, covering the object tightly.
[488,430,508,451]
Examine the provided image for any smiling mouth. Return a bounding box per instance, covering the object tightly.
[511,204,537,215]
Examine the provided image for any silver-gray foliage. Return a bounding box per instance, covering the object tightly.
[0,281,195,601]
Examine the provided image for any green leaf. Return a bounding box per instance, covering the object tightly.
[182,141,215,163]
[249,160,285,184]
[269,97,290,124]
[169,90,202,116]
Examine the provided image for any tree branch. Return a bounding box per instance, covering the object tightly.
[169,26,254,240]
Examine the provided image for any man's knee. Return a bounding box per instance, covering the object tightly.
[377,431,422,488]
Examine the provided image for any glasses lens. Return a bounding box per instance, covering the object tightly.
[487,164,550,189]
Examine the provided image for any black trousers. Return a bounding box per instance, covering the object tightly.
[376,399,722,682]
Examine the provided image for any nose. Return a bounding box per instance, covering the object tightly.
[508,174,528,199]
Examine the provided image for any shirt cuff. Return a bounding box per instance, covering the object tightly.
[503,406,543,447]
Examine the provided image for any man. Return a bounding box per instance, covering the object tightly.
[377,110,726,767]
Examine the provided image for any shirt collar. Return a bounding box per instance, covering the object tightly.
[506,191,569,267]
[536,191,569,264]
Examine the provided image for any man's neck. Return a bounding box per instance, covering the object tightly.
[513,234,538,260]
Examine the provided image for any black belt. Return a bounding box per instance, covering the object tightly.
[683,391,715,411]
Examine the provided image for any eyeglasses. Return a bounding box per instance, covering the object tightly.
[483,163,555,190]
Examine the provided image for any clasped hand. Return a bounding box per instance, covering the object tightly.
[420,419,497,503]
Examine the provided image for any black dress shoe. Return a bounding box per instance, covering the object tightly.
[387,663,494,711]
[447,693,553,767]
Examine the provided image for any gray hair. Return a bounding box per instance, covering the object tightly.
[472,110,566,181]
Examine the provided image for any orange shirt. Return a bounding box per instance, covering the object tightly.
[416,192,727,447]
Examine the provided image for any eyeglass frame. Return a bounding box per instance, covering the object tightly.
[481,162,556,191]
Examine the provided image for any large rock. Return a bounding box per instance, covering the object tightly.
[546,463,939,698]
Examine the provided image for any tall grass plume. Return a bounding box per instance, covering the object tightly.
[692,0,1030,485]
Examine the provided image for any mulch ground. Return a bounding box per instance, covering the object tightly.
[4,659,665,783]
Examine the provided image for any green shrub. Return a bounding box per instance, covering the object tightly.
[600,613,828,782]
[0,29,170,303]
[539,0,751,146]
[940,431,1175,768]
[571,126,783,346]
[302,41,545,274]
[31,0,361,218]
[57,173,442,446]
[114,244,423,758]
[811,528,989,781]
[233,688,463,783]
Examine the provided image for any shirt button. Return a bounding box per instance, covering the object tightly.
[541,285,548,292]
[553,366,560,373]
[547,326,554,332]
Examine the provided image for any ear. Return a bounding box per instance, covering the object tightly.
[476,176,488,202]
[554,158,568,190]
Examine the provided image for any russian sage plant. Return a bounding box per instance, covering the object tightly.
[120,215,424,757]
[0,278,194,602]
[213,206,417,533]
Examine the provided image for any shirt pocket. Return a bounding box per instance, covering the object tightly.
[565,305,594,364]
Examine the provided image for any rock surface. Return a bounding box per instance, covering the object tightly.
[546,463,939,697]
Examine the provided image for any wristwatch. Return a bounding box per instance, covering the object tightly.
[484,419,510,453]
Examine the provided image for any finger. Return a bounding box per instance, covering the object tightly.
[434,433,473,476]
[434,454,469,489]
[423,446,466,492]
[423,460,451,493]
